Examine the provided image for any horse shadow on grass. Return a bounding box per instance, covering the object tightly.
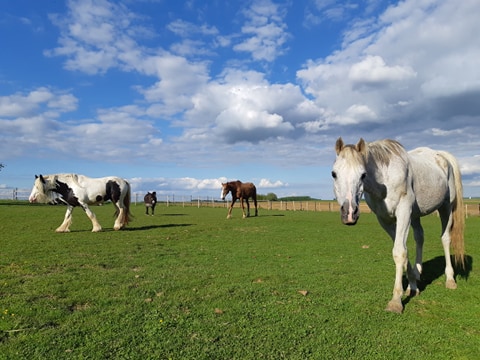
[123,223,193,231]
[402,254,473,308]
[66,223,193,232]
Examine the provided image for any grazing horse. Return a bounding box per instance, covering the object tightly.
[29,174,132,232]
[144,191,157,215]
[332,138,465,313]
[221,181,258,219]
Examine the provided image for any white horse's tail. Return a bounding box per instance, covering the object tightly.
[442,151,465,268]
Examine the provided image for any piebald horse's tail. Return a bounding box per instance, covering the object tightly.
[443,152,465,268]
[122,183,133,226]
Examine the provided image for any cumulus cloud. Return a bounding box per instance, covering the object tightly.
[258,179,285,188]
[349,55,416,88]
[128,176,228,195]
[0,87,77,118]
[3,0,480,197]
[297,0,480,145]
[233,0,289,62]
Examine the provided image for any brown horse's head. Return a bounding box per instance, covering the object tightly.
[220,182,232,200]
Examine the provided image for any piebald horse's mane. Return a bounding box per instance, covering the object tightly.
[41,174,81,191]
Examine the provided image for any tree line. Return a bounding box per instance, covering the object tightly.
[257,193,320,201]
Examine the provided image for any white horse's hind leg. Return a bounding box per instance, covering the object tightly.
[56,206,73,232]
[411,217,424,282]
[84,206,102,232]
[438,207,457,289]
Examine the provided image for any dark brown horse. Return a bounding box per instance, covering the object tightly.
[221,181,258,219]
[144,191,157,215]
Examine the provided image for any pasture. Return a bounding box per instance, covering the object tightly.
[1,200,479,359]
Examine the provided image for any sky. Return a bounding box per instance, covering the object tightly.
[1,0,480,200]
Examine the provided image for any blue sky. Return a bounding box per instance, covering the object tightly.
[1,0,480,200]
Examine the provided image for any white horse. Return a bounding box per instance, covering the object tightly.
[29,174,132,232]
[332,138,465,313]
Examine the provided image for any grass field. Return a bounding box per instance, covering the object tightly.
[1,201,479,359]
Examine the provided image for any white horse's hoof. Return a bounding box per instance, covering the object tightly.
[446,279,457,289]
[385,300,403,314]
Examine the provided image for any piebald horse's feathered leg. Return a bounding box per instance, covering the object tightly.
[83,204,102,232]
[56,206,74,233]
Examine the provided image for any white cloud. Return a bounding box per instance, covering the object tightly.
[3,0,480,198]
[297,0,480,136]
[258,179,285,188]
[349,55,416,87]
[0,87,77,118]
[45,0,151,75]
[233,0,289,62]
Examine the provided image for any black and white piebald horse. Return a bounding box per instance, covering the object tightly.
[29,174,132,232]
[144,191,157,215]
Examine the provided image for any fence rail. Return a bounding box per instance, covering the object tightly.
[2,188,480,216]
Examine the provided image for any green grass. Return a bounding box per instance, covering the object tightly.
[1,201,479,359]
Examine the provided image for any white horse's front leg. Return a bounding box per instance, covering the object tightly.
[56,206,74,232]
[385,204,412,313]
[388,241,408,313]
[83,205,102,232]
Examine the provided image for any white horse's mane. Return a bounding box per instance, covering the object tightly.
[365,139,406,167]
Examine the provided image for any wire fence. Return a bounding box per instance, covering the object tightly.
[2,188,480,216]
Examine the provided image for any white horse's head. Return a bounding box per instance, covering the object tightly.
[332,137,367,225]
[29,175,55,203]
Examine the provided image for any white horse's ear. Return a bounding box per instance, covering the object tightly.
[356,138,366,155]
[335,137,344,155]
[39,174,46,184]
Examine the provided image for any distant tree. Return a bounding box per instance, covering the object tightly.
[279,196,317,201]
[257,193,278,201]
[265,192,278,201]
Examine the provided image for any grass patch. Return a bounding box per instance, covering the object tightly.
[1,201,479,359]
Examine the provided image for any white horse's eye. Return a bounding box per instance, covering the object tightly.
[361,172,366,180]
[331,171,337,179]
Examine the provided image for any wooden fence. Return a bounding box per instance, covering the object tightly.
[2,188,480,217]
[149,198,480,217]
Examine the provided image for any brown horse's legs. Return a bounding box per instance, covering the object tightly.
[245,198,250,217]
[240,198,247,218]
[253,198,258,216]
[227,198,236,219]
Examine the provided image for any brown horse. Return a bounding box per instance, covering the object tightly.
[221,181,258,219]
